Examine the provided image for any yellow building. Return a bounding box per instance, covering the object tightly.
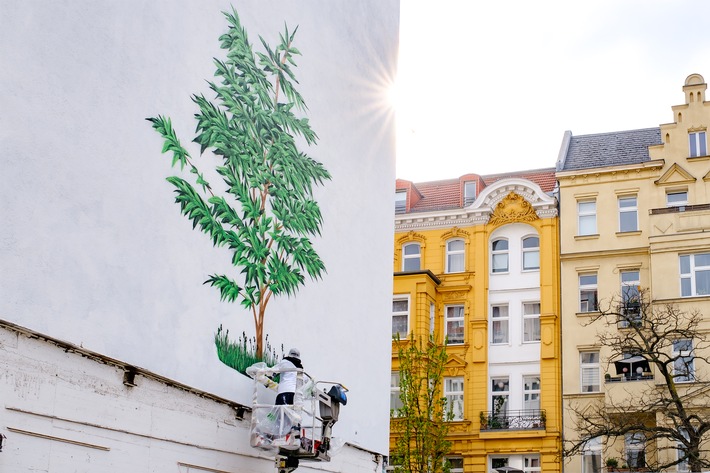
[558,73,710,473]
[391,169,562,473]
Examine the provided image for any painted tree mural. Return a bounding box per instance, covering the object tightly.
[148,8,330,366]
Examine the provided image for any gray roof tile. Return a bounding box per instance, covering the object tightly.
[562,128,662,172]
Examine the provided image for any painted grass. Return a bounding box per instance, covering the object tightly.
[214,324,281,375]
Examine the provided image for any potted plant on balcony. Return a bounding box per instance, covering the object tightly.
[605,457,619,472]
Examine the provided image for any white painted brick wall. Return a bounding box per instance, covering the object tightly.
[0,325,383,472]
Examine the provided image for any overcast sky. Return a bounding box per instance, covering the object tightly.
[394,0,710,182]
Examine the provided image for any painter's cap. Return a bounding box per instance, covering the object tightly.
[288,348,301,360]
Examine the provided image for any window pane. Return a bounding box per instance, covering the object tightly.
[403,257,420,271]
[695,253,710,266]
[697,270,710,295]
[579,215,596,235]
[680,255,690,273]
[403,243,419,255]
[492,239,508,251]
[522,236,539,248]
[492,253,509,272]
[619,211,638,232]
[524,317,540,342]
[580,274,597,285]
[448,240,464,251]
[668,191,688,206]
[579,201,596,213]
[523,251,540,270]
[393,300,408,311]
[492,321,509,343]
[448,253,464,273]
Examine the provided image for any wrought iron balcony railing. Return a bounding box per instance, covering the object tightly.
[479,409,546,431]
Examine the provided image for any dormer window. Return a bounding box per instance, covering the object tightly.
[689,131,707,157]
[463,181,476,206]
[395,191,407,214]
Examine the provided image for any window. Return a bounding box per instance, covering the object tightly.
[446,239,465,273]
[580,352,600,393]
[463,180,476,205]
[491,377,509,417]
[402,242,421,271]
[578,200,597,235]
[524,456,541,473]
[667,190,688,208]
[618,196,638,232]
[680,253,710,297]
[677,428,690,473]
[395,191,406,213]
[579,274,598,312]
[445,377,464,421]
[522,236,540,270]
[390,372,403,415]
[625,432,646,469]
[491,458,510,472]
[491,239,509,273]
[523,302,541,342]
[429,302,435,335]
[673,339,695,382]
[491,305,509,344]
[445,305,464,345]
[392,297,409,338]
[523,376,540,411]
[689,131,707,157]
[582,438,602,473]
[620,270,641,327]
[446,457,464,473]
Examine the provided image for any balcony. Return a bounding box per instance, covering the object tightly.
[479,409,546,431]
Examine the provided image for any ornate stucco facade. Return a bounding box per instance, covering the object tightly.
[558,74,710,473]
[391,171,562,473]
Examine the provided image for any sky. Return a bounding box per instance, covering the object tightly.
[394,0,710,183]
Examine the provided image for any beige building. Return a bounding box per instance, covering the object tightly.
[558,74,710,473]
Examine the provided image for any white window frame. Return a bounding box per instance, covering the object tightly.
[578,200,597,236]
[618,195,638,232]
[395,190,407,213]
[680,253,710,297]
[582,438,602,473]
[620,270,641,327]
[429,302,435,336]
[491,238,509,273]
[523,302,541,342]
[579,273,598,313]
[444,376,464,421]
[491,304,509,344]
[625,432,646,469]
[446,457,464,473]
[689,131,707,158]
[673,339,695,383]
[491,377,509,415]
[580,351,600,393]
[463,181,476,206]
[402,242,421,271]
[390,371,403,416]
[524,455,542,473]
[445,305,464,345]
[522,236,540,271]
[667,190,688,208]
[523,375,540,411]
[392,295,409,339]
[446,239,465,273]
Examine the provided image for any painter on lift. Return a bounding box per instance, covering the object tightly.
[274,348,303,405]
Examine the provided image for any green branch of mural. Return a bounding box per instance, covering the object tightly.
[147,7,330,369]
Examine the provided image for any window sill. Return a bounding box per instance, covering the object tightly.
[687,154,710,161]
[575,234,599,240]
[616,230,641,237]
[522,268,540,272]
[576,311,601,317]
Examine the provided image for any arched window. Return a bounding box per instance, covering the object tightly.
[522,236,540,270]
[402,242,421,271]
[446,239,465,273]
[491,238,509,273]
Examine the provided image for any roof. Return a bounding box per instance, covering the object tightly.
[560,127,662,172]
[398,167,557,214]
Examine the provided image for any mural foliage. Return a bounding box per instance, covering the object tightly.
[148,8,330,372]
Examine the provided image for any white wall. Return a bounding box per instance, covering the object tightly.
[0,323,383,472]
[0,0,398,456]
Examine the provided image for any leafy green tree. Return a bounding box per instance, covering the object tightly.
[147,8,330,360]
[391,333,453,473]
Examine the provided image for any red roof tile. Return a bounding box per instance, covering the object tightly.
[399,168,556,214]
